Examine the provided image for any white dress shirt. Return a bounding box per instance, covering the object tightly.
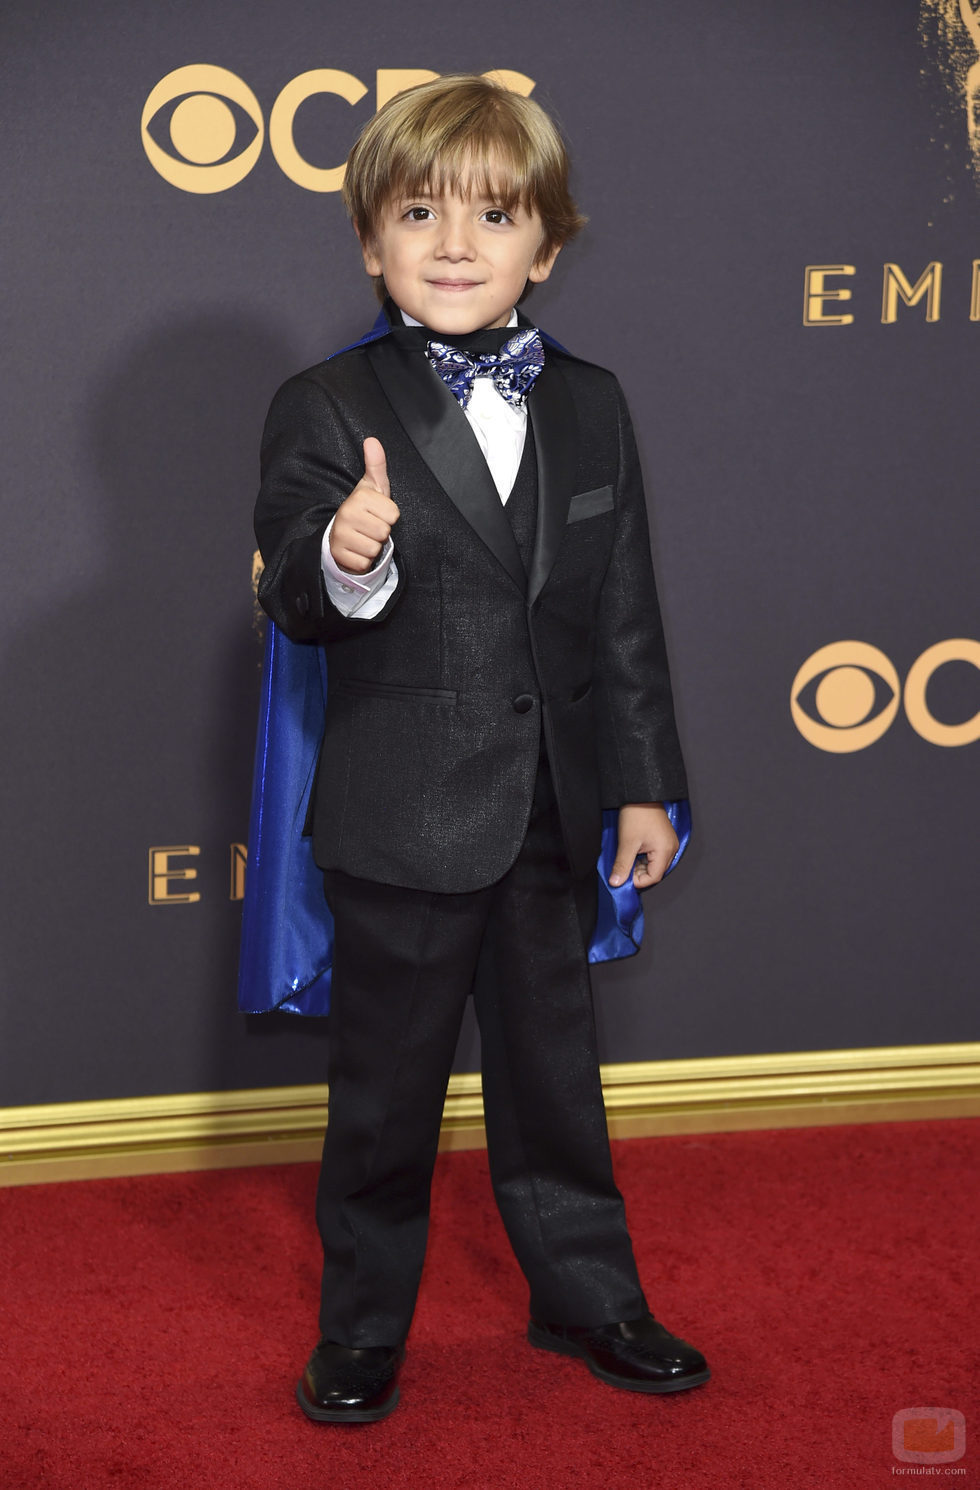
[320,309,526,619]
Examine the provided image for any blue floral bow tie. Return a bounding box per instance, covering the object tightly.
[426,328,545,409]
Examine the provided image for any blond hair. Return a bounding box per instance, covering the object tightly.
[343,74,586,295]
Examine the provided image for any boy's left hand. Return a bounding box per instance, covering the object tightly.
[609,803,679,889]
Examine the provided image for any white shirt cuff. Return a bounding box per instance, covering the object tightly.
[321,516,398,618]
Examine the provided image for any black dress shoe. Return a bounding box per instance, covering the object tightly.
[528,1312,710,1393]
[296,1339,403,1423]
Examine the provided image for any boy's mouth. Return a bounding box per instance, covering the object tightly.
[427,278,481,291]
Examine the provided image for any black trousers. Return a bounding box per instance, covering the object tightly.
[316,754,647,1347]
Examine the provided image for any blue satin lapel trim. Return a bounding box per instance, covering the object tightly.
[238,315,691,1014]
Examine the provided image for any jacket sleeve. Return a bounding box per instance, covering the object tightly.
[593,383,688,807]
[253,372,403,643]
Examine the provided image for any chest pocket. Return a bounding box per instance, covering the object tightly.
[566,485,614,523]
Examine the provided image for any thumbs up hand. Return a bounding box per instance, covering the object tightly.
[329,437,401,574]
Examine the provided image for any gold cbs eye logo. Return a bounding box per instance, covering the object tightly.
[141,66,535,194]
[792,639,980,751]
[141,65,264,193]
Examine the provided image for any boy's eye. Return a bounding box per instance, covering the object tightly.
[405,206,433,221]
[482,208,512,225]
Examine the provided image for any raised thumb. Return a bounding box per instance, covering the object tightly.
[362,436,389,496]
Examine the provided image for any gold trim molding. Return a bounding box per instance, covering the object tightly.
[2,1043,978,1187]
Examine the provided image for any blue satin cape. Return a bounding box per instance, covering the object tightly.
[237,316,691,1016]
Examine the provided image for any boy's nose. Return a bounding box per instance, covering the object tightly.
[435,218,476,259]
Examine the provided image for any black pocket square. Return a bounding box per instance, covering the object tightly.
[566,486,614,523]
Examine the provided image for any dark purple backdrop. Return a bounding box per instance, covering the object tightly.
[2,0,977,1106]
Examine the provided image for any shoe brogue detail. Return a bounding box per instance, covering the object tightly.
[296,1340,403,1423]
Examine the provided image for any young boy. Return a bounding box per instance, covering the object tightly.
[251,73,708,1422]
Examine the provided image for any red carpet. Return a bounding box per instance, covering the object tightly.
[1,1119,977,1490]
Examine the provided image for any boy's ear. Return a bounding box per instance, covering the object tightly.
[356,227,383,278]
[527,242,562,286]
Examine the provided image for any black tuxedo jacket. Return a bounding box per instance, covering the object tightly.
[254,316,687,894]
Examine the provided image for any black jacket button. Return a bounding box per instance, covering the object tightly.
[512,694,535,714]
[295,593,310,616]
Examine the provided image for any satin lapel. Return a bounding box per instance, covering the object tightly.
[527,358,577,607]
[365,337,526,595]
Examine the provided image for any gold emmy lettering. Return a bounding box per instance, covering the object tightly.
[881,261,943,322]
[269,69,369,192]
[802,265,855,326]
[230,843,248,901]
[903,638,980,745]
[148,846,201,905]
[800,260,980,323]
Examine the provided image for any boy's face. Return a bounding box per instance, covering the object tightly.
[360,181,560,335]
